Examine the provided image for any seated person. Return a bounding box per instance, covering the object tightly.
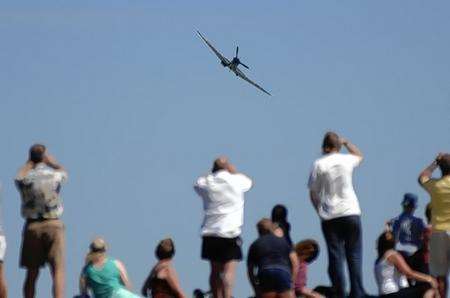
[79,238,140,298]
[374,231,438,298]
[293,239,324,298]
[141,238,186,298]
[247,218,298,298]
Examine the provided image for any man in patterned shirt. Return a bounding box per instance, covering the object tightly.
[15,144,68,298]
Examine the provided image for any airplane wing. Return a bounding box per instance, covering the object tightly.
[196,31,230,65]
[234,68,272,96]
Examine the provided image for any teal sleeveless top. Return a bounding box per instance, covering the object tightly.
[84,258,124,298]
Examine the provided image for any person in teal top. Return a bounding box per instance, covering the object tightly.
[79,238,141,298]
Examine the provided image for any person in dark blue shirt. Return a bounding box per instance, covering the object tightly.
[247,218,298,298]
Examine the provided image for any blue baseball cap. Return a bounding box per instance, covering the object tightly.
[402,193,418,208]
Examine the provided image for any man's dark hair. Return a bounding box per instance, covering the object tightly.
[155,238,175,260]
[438,154,450,176]
[322,132,341,153]
[29,144,46,163]
[212,157,227,173]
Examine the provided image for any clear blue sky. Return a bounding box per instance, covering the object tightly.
[1,1,449,297]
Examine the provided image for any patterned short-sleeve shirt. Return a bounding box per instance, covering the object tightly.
[15,163,67,219]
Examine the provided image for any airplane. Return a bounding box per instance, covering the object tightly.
[196,31,272,96]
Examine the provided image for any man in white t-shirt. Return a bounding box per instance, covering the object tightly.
[194,156,252,298]
[308,132,366,298]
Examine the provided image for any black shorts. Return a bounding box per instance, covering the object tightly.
[258,268,292,293]
[201,236,242,262]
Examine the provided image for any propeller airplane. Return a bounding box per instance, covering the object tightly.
[196,31,272,96]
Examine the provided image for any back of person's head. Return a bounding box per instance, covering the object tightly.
[438,154,450,176]
[425,203,432,224]
[295,239,320,263]
[212,156,228,173]
[257,218,274,236]
[401,193,418,213]
[271,204,288,223]
[155,238,175,260]
[322,132,341,154]
[376,231,395,259]
[86,237,107,264]
[29,143,46,163]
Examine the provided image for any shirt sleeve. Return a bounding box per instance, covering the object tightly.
[346,154,362,168]
[420,177,436,194]
[193,177,207,196]
[55,170,68,184]
[308,163,320,192]
[233,173,252,192]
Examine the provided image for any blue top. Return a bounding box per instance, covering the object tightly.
[247,234,292,274]
[391,212,425,249]
[83,258,124,298]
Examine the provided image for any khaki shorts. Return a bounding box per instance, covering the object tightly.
[20,219,65,269]
[430,230,450,276]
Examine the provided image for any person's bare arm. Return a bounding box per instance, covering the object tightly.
[388,252,437,288]
[418,154,442,185]
[44,154,65,171]
[289,251,299,287]
[115,260,133,290]
[341,138,363,159]
[165,265,186,298]
[247,260,259,296]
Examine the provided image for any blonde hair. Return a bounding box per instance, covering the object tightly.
[85,237,107,264]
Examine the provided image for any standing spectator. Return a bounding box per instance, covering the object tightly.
[79,238,140,298]
[271,204,293,247]
[194,156,252,298]
[0,184,7,298]
[141,238,186,298]
[374,231,438,298]
[389,193,426,256]
[308,132,366,298]
[418,153,450,298]
[15,144,67,298]
[294,239,324,298]
[247,218,298,298]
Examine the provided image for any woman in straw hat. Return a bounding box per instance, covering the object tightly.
[141,238,186,298]
[79,237,141,298]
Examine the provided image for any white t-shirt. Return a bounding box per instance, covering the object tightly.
[194,170,252,238]
[308,153,362,220]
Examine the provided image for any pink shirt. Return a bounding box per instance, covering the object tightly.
[295,261,308,292]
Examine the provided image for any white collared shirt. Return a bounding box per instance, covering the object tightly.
[194,170,252,238]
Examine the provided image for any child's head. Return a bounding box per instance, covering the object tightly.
[295,239,319,263]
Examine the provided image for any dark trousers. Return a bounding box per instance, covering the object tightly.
[322,215,365,298]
